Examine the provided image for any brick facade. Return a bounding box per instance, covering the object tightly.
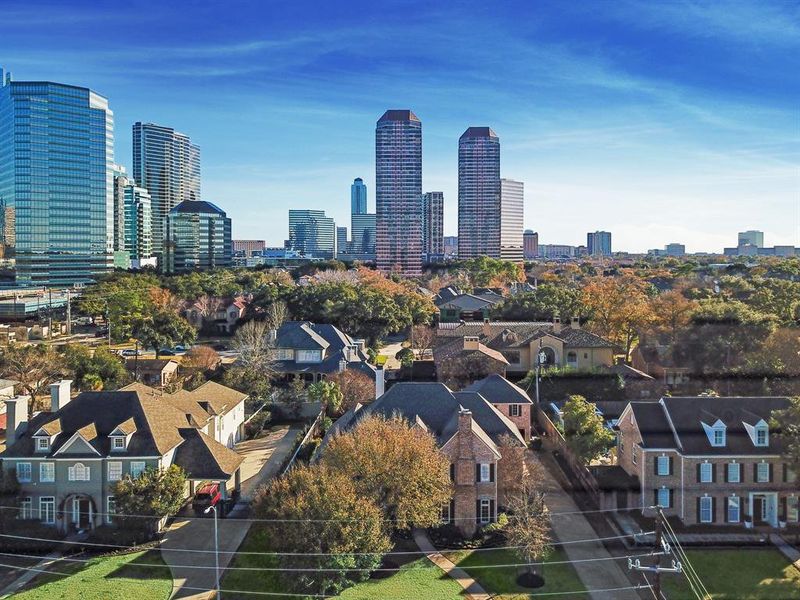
[492,402,531,442]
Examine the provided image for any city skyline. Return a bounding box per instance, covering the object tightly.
[1,1,797,253]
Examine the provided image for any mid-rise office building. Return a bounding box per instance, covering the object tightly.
[336,226,349,258]
[375,110,423,275]
[112,165,129,253]
[123,182,154,267]
[499,179,524,261]
[232,240,265,257]
[351,178,367,215]
[288,209,336,259]
[422,192,444,258]
[458,127,500,259]
[132,122,200,262]
[351,213,376,257]
[523,230,539,260]
[0,70,114,285]
[738,230,764,248]
[665,243,686,257]
[539,244,575,259]
[165,200,231,273]
[587,231,612,257]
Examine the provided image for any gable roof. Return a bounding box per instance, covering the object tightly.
[275,321,331,350]
[433,338,509,365]
[439,294,498,311]
[172,428,244,480]
[436,321,615,351]
[465,374,532,405]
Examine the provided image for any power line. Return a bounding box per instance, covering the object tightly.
[659,511,711,600]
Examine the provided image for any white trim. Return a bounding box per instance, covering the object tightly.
[39,462,55,483]
[658,398,683,451]
[39,496,55,524]
[52,432,101,457]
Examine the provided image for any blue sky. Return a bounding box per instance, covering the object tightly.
[2,0,798,252]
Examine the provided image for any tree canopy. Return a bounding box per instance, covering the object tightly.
[561,395,614,465]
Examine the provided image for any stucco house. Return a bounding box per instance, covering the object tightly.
[322,376,527,535]
[611,396,797,529]
[125,359,179,387]
[1,379,245,534]
[435,318,615,376]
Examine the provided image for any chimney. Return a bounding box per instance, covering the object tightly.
[375,367,385,399]
[482,318,491,337]
[5,395,29,448]
[50,379,72,412]
[570,317,580,330]
[553,317,562,333]
[463,336,480,351]
[458,407,472,435]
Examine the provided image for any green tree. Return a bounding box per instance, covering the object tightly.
[63,344,129,391]
[0,468,20,532]
[321,415,452,530]
[562,395,614,465]
[771,397,800,474]
[111,465,187,537]
[253,465,391,596]
[77,273,161,342]
[132,309,196,358]
[493,284,584,321]
[308,380,344,416]
[456,256,524,287]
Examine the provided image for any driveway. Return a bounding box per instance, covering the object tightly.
[161,425,301,599]
[377,340,405,370]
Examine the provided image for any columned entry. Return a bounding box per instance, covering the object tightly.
[750,492,778,527]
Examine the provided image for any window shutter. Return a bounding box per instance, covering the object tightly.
[696,497,701,524]
[711,463,716,483]
[781,497,787,521]
[450,463,455,482]
[668,457,673,476]
[489,499,496,523]
[475,464,480,483]
[668,489,674,509]
[711,497,716,523]
[475,500,480,525]
[449,500,455,524]
[696,464,701,483]
[769,463,774,483]
[753,464,757,482]
[724,498,729,523]
[724,464,729,483]
[489,463,495,483]
[654,458,659,476]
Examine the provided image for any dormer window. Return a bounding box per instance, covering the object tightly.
[743,418,769,447]
[755,425,768,447]
[713,428,725,446]
[702,419,726,447]
[35,438,50,452]
[111,437,126,451]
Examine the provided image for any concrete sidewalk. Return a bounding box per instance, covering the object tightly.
[412,529,490,600]
[530,452,644,600]
[0,551,64,598]
[772,535,800,573]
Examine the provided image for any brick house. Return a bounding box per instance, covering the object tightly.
[464,374,533,442]
[322,376,527,535]
[614,396,798,529]
[433,336,509,390]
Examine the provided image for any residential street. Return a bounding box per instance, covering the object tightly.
[161,425,301,599]
[528,452,644,600]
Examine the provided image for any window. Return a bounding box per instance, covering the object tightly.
[68,463,90,482]
[727,497,740,523]
[509,404,521,417]
[657,487,671,509]
[449,463,455,482]
[39,497,55,524]
[36,438,50,452]
[789,497,799,523]
[108,462,122,482]
[19,497,32,520]
[756,462,770,483]
[273,348,293,361]
[700,496,713,523]
[700,462,713,483]
[440,502,451,524]
[727,463,741,483]
[713,428,725,446]
[632,446,638,465]
[479,498,492,524]
[566,351,577,366]
[296,350,321,363]
[130,461,146,478]
[106,496,116,524]
[755,427,768,447]
[16,462,31,483]
[657,456,670,476]
[111,437,125,451]
[480,463,490,483]
[39,462,55,483]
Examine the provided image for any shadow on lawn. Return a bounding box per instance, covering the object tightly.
[104,550,168,581]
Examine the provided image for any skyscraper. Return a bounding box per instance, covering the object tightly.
[288,209,336,259]
[165,200,231,273]
[458,127,500,259]
[523,230,539,260]
[132,122,200,263]
[123,182,154,267]
[375,110,422,275]
[112,164,129,254]
[587,231,612,256]
[422,192,444,258]
[500,179,524,261]
[351,213,376,257]
[0,70,114,285]
[351,177,367,215]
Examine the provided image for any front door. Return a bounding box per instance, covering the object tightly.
[753,496,765,524]
[72,497,91,530]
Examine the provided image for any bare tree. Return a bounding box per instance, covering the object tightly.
[233,320,276,375]
[0,345,67,412]
[264,301,289,331]
[506,474,551,583]
[410,324,436,359]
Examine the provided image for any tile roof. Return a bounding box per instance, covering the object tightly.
[436,322,614,350]
[433,338,509,365]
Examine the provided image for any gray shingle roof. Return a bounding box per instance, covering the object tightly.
[436,322,614,350]
[465,374,532,405]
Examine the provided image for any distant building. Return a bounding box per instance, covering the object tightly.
[123,182,154,267]
[665,243,686,257]
[0,71,114,286]
[165,200,232,273]
[351,178,367,215]
[499,179,523,261]
[444,236,458,258]
[133,122,200,262]
[738,230,764,248]
[288,209,335,259]
[422,192,444,258]
[587,231,612,257]
[523,230,539,260]
[458,127,500,259]
[350,213,376,257]
[232,240,265,257]
[539,244,575,258]
[336,226,349,258]
[375,110,423,275]
[112,165,129,254]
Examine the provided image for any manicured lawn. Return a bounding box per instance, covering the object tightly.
[662,548,800,600]
[448,547,588,600]
[15,550,172,599]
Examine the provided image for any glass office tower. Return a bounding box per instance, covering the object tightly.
[288,209,336,259]
[500,178,524,261]
[123,183,153,263]
[351,177,367,215]
[458,127,501,259]
[375,110,422,276]
[165,200,231,273]
[0,70,114,285]
[422,191,444,258]
[132,122,200,264]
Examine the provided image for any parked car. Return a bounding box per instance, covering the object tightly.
[159,348,177,356]
[173,345,189,353]
[94,329,109,338]
[192,482,221,516]
[120,349,142,357]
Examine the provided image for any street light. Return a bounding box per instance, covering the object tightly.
[204,503,220,600]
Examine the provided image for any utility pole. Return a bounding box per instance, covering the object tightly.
[628,507,683,599]
[65,289,71,336]
[47,288,53,341]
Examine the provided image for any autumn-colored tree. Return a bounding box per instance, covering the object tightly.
[497,434,528,506]
[0,344,67,411]
[582,275,655,361]
[506,474,551,581]
[326,369,376,411]
[562,395,614,465]
[149,287,182,313]
[649,289,697,343]
[321,415,452,530]
[182,345,221,372]
[252,465,391,596]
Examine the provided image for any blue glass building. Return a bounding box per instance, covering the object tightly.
[0,69,114,286]
[165,200,231,273]
[351,177,367,215]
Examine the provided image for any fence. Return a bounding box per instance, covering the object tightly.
[280,409,325,477]
[534,404,601,505]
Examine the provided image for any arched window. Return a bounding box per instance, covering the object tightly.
[538,346,556,368]
[68,462,90,482]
